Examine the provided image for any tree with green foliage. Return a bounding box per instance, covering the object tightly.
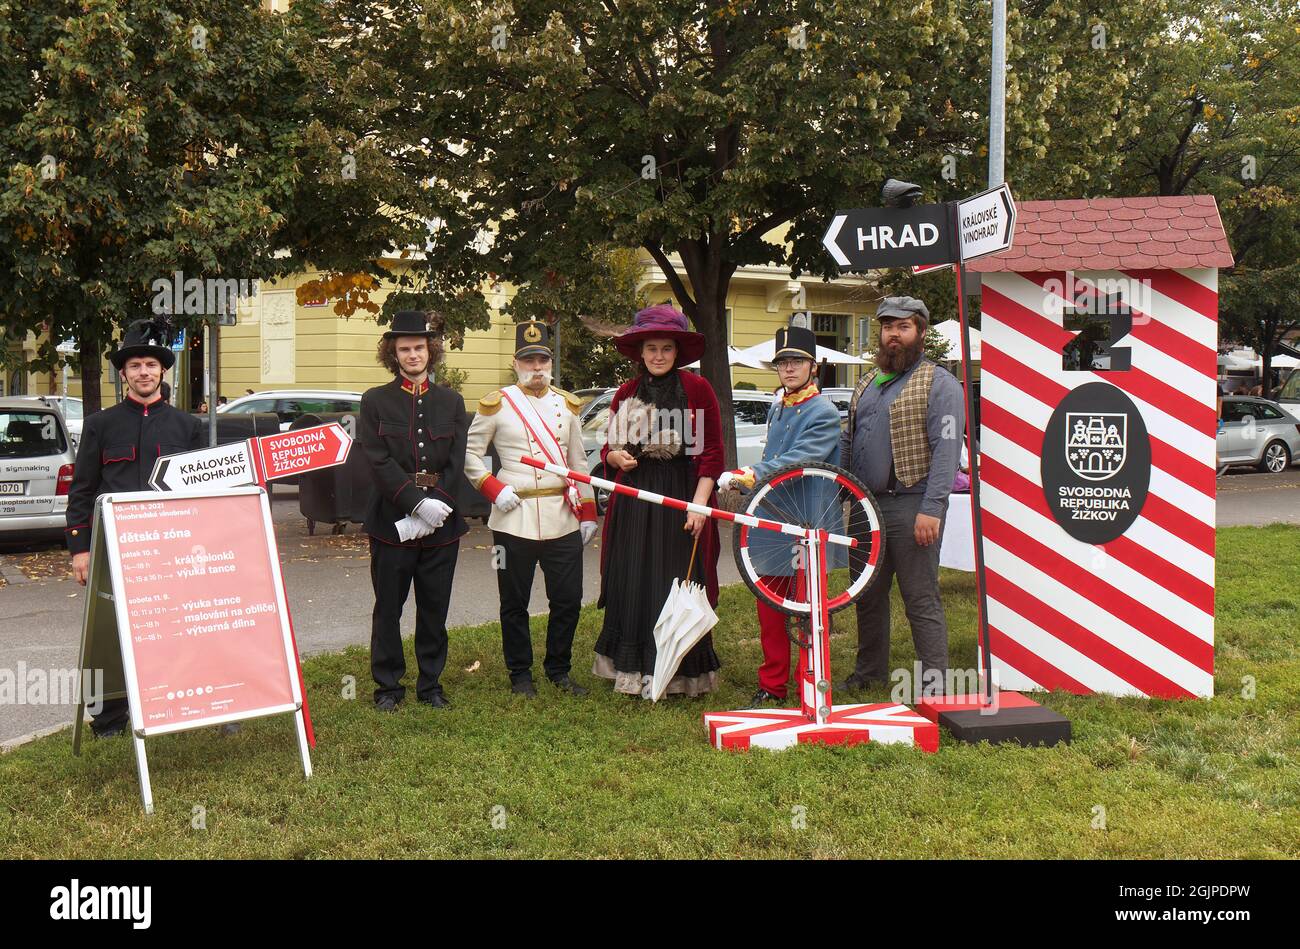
[0,0,306,411]
[1110,0,1299,396]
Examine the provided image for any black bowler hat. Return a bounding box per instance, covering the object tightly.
[773,323,817,362]
[111,319,175,371]
[514,320,552,359]
[382,310,441,339]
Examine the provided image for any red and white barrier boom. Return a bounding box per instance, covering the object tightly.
[519,456,937,751]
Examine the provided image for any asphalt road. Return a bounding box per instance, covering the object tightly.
[1214,465,1300,526]
[1,469,1295,746]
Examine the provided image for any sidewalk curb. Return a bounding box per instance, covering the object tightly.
[1,721,75,754]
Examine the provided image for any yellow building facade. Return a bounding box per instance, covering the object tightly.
[12,254,882,410]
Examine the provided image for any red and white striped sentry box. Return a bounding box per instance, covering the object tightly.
[968,196,1234,699]
[704,703,939,752]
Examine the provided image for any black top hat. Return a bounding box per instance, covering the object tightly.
[514,320,552,359]
[111,319,175,371]
[773,324,817,362]
[382,310,441,339]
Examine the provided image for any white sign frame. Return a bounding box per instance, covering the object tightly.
[77,486,311,814]
[956,183,1017,262]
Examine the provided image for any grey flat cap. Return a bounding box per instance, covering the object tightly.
[876,296,930,322]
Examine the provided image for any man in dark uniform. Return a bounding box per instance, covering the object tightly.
[66,318,204,738]
[360,311,470,712]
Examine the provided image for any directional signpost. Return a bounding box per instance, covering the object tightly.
[955,183,1017,263]
[824,182,1017,708]
[822,203,958,271]
[150,441,258,492]
[150,422,352,492]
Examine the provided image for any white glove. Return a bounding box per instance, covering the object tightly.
[580,521,597,546]
[395,515,436,543]
[414,498,453,530]
[494,485,521,513]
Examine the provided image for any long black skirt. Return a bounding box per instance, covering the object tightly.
[594,455,721,696]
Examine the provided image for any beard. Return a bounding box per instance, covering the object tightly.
[516,367,553,389]
[875,336,924,374]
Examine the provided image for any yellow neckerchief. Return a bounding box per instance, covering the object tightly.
[781,378,820,407]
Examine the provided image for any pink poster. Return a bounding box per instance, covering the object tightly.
[110,493,296,729]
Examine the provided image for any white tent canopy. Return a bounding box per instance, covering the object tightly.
[684,346,769,370]
[1218,350,1256,371]
[735,339,867,367]
[1251,354,1300,370]
[931,321,981,361]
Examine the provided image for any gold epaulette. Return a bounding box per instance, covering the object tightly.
[551,386,584,415]
[478,390,503,416]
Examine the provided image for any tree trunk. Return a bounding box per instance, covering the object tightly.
[694,293,736,469]
[79,325,102,415]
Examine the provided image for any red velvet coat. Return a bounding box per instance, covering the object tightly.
[599,370,725,607]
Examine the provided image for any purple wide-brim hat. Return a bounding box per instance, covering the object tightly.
[613,304,707,366]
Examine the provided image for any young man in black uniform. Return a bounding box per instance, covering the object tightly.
[65,319,205,738]
[360,311,470,712]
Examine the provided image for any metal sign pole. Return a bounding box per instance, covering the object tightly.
[950,201,995,702]
[208,319,219,447]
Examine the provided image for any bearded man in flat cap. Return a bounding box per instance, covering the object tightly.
[840,296,965,698]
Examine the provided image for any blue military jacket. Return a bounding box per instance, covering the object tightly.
[746,383,843,577]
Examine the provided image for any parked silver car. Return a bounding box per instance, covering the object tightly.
[219,389,363,431]
[0,398,76,542]
[1217,396,1300,474]
[17,395,83,452]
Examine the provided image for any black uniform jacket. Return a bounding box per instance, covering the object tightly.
[65,395,205,554]
[359,375,470,547]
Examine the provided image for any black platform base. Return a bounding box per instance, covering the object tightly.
[938,706,1072,747]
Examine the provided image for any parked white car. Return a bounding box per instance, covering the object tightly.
[18,395,83,452]
[218,389,363,431]
[0,398,76,543]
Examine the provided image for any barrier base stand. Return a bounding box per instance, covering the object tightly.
[703,703,939,752]
[914,691,1042,722]
[916,693,1071,747]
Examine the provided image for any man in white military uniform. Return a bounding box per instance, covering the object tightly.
[465,320,598,697]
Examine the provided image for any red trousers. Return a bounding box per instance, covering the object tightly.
[756,574,805,698]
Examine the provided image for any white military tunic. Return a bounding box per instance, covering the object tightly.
[464,385,596,541]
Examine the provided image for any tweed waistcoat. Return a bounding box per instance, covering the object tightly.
[848,360,936,487]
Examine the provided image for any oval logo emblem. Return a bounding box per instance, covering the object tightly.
[1040,382,1150,544]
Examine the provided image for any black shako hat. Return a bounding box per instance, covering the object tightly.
[773,324,817,362]
[514,320,552,359]
[111,319,175,371]
[382,310,441,339]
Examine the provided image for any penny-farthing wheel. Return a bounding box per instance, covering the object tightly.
[732,462,885,616]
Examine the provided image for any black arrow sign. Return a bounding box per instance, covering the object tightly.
[822,203,959,271]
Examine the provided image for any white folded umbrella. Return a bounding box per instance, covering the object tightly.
[649,544,719,702]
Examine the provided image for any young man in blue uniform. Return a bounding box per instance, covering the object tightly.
[718,323,842,706]
[65,319,205,737]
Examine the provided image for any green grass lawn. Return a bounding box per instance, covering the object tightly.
[2,526,1298,859]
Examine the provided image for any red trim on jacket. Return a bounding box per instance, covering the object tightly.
[478,474,507,503]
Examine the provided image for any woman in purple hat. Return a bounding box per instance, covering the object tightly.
[594,304,724,697]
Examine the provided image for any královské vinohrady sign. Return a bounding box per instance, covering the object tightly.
[1040,382,1150,544]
